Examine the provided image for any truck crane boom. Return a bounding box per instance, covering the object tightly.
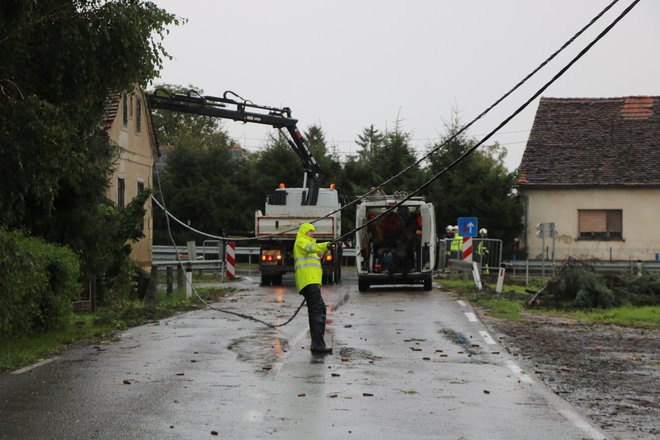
[146,89,322,205]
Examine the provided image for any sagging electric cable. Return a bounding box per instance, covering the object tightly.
[151,0,639,328]
[152,150,307,329]
[333,0,641,243]
[151,0,624,244]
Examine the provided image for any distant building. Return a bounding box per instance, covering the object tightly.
[517,96,660,261]
[103,86,159,271]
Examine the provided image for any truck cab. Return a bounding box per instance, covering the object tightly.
[355,194,436,291]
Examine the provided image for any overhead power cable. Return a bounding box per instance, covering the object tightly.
[150,0,639,328]
[152,153,307,328]
[153,0,624,243]
[336,0,641,242]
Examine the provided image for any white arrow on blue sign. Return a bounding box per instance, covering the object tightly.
[458,217,478,237]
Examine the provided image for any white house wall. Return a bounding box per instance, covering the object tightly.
[524,188,660,261]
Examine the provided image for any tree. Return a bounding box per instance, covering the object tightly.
[0,0,179,302]
[424,117,523,258]
[344,122,422,196]
[305,125,343,187]
[355,124,384,162]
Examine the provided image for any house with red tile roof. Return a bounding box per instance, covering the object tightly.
[517,96,660,261]
[104,86,159,271]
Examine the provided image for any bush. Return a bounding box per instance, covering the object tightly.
[0,229,80,336]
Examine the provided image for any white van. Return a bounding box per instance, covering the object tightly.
[355,194,436,291]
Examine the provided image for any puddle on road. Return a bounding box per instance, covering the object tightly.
[228,329,288,365]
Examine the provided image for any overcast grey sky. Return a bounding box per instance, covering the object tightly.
[150,0,660,171]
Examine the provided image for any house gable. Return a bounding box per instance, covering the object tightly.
[104,85,158,270]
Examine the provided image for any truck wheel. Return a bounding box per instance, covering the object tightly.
[423,277,432,291]
[261,275,271,286]
[272,275,283,286]
[336,264,342,283]
[358,280,369,292]
[323,271,334,285]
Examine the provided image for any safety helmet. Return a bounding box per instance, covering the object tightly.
[452,225,458,231]
[479,228,487,235]
[446,225,453,230]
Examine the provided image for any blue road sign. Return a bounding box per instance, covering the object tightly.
[458,217,478,237]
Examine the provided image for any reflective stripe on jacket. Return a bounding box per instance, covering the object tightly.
[294,223,329,293]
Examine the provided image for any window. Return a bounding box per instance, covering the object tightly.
[578,209,622,240]
[121,94,128,128]
[117,177,125,208]
[135,96,142,134]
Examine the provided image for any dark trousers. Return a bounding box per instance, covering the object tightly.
[300,283,327,350]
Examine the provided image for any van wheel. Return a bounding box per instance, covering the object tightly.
[358,280,369,292]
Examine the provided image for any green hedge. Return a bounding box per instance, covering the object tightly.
[0,229,80,336]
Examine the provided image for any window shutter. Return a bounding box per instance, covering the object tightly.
[607,210,622,233]
[579,210,606,233]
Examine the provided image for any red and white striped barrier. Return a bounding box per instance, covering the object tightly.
[225,241,236,279]
[462,237,473,263]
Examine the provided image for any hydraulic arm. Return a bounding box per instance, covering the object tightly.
[146,89,322,205]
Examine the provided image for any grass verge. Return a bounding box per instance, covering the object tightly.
[437,275,659,329]
[0,285,235,372]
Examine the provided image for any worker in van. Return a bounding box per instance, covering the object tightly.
[294,223,334,355]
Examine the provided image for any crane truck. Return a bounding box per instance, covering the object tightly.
[146,90,342,286]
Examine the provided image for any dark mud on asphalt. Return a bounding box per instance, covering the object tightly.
[481,312,659,440]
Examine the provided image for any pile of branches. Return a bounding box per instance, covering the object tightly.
[528,258,660,309]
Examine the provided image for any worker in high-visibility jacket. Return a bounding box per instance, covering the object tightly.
[294,223,334,355]
[476,228,490,274]
[450,226,463,259]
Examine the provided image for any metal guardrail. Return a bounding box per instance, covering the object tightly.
[503,259,660,277]
[153,245,356,263]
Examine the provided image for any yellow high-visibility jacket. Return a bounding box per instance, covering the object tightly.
[450,234,463,252]
[294,223,330,293]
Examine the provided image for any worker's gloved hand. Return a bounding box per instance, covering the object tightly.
[327,242,336,250]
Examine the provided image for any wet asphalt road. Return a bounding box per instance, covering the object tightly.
[0,271,607,440]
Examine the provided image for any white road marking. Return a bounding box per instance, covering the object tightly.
[479,330,497,345]
[558,408,607,440]
[11,357,58,375]
[464,312,478,322]
[505,360,534,384]
[457,300,467,307]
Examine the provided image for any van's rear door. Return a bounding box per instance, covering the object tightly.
[420,203,436,269]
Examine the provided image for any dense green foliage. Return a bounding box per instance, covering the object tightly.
[0,1,179,328]
[152,96,524,254]
[0,229,80,336]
